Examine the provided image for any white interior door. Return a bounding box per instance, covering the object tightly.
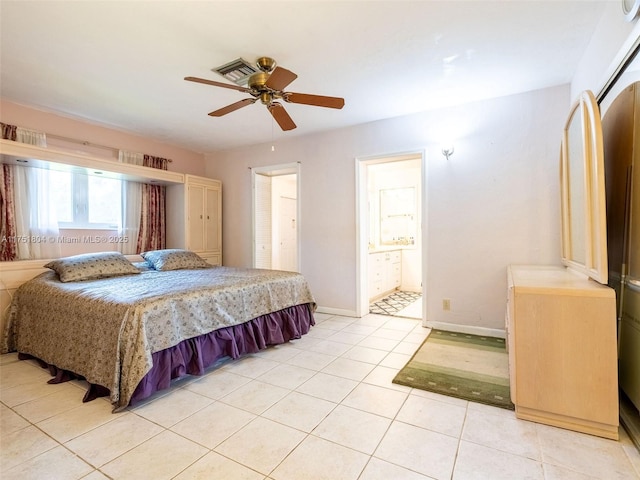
[188,184,205,251]
[252,164,300,271]
[254,174,272,269]
[278,196,298,271]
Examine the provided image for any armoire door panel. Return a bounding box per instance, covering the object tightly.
[205,187,220,252]
[188,184,205,252]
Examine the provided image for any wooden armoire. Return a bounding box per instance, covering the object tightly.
[602,81,640,447]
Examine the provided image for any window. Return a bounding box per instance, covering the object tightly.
[52,171,122,229]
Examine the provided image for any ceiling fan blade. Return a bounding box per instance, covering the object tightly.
[208,98,257,117]
[185,76,252,93]
[265,67,298,91]
[267,102,296,131]
[285,92,345,109]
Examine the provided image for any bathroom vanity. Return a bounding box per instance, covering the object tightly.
[368,249,402,301]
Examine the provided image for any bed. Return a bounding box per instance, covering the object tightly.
[1,250,316,411]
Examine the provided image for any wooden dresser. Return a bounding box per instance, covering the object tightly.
[506,265,619,439]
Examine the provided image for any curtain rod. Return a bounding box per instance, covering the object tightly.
[46,133,173,162]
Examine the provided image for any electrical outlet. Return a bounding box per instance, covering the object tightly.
[443,298,451,311]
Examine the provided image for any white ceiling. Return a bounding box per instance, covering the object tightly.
[0,1,608,154]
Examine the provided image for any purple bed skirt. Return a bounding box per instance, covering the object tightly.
[129,302,315,406]
[20,303,315,408]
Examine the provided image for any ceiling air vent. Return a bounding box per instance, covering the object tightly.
[212,58,259,86]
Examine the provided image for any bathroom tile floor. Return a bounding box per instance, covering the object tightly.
[1,312,639,479]
[369,291,421,319]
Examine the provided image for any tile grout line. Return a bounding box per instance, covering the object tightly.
[4,313,636,479]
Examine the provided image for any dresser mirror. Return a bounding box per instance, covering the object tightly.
[560,90,608,284]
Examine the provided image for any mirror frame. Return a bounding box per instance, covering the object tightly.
[378,186,417,246]
[560,90,608,284]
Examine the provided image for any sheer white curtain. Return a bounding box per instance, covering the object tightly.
[13,165,61,259]
[118,151,143,254]
[16,127,47,147]
[13,128,61,259]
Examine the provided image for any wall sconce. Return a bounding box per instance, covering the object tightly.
[441,144,454,160]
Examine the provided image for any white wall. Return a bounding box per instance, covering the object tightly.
[205,84,569,330]
[0,100,206,176]
[573,5,640,120]
[572,2,640,100]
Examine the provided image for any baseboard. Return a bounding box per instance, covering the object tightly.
[423,320,506,339]
[315,306,359,318]
[515,405,619,441]
[399,283,421,293]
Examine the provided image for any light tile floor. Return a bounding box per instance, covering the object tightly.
[395,297,422,320]
[1,312,639,479]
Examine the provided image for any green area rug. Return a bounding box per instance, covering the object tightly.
[393,329,514,410]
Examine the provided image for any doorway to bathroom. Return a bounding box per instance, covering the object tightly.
[251,163,300,272]
[356,152,425,322]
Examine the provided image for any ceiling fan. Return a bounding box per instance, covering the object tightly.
[185,57,345,131]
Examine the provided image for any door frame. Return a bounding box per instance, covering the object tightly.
[251,162,301,271]
[355,150,428,325]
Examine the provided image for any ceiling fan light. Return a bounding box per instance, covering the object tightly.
[188,56,344,132]
[260,92,272,105]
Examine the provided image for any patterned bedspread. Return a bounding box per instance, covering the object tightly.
[2,267,315,408]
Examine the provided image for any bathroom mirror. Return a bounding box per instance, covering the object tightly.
[379,186,417,246]
[560,90,608,283]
